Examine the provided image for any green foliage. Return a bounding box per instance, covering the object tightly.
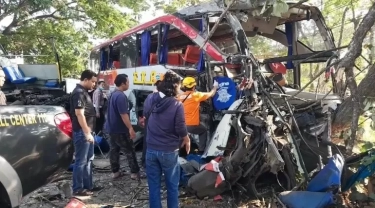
[0,0,146,77]
[270,0,289,17]
[155,0,207,14]
[361,149,375,166]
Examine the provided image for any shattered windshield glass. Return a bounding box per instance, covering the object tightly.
[248,36,287,59]
[296,20,327,51]
[276,20,327,52]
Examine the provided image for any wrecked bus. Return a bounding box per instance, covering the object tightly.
[90,0,342,198]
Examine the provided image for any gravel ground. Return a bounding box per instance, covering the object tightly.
[19,152,242,208]
[19,152,375,208]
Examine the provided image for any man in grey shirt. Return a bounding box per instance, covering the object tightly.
[0,68,6,105]
[93,81,105,134]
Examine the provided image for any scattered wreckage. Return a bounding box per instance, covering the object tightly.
[181,66,342,200]
[1,0,360,206]
[153,0,343,205]
[86,0,348,204]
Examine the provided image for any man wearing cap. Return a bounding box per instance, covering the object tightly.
[178,77,218,154]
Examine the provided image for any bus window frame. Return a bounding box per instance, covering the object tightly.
[91,15,226,62]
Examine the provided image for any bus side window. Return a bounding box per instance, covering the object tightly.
[120,34,138,68]
[138,28,159,66]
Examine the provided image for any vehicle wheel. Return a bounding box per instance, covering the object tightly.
[0,183,11,208]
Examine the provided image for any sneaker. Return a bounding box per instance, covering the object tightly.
[90,185,104,192]
[131,172,146,180]
[73,190,93,196]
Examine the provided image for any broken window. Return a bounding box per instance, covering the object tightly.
[89,50,100,72]
[296,20,327,52]
[299,62,334,93]
[209,19,239,55]
[248,36,287,59]
[119,34,138,68]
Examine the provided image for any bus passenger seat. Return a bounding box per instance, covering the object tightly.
[113,61,120,69]
[149,53,157,65]
[181,45,200,65]
[2,65,37,84]
[167,53,183,65]
[225,63,241,69]
[269,62,287,74]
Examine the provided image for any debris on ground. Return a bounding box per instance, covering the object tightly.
[19,153,239,208]
[18,152,375,208]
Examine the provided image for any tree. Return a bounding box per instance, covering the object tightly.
[0,0,147,76]
[153,0,207,14]
[332,2,375,154]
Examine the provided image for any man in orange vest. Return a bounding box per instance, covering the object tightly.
[178,77,218,153]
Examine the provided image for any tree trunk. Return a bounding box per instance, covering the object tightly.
[333,64,375,124]
[332,2,375,153]
[335,7,349,96]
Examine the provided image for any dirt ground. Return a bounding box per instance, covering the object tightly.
[19,152,246,208]
[19,152,375,208]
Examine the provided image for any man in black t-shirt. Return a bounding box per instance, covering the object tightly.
[70,70,102,196]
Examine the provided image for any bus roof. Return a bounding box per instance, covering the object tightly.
[92,1,316,52]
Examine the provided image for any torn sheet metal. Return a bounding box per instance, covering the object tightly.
[202,99,243,158]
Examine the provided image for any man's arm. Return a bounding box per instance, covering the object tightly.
[73,92,91,133]
[117,94,133,130]
[196,85,218,102]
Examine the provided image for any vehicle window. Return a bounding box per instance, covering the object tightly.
[119,34,138,68]
[145,23,204,68]
[188,18,239,55]
[296,20,326,51]
[298,62,333,93]
[248,35,287,59]
[276,20,326,52]
[210,21,239,54]
[140,28,158,66]
[89,51,100,72]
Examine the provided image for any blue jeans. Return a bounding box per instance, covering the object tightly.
[72,130,94,193]
[146,149,180,208]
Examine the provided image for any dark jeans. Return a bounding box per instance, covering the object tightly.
[146,149,180,208]
[95,108,105,134]
[109,133,140,173]
[187,124,207,151]
[72,130,94,193]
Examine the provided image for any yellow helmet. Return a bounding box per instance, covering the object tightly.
[182,77,197,88]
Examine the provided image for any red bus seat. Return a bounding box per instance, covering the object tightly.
[150,53,157,65]
[225,63,241,69]
[167,53,182,65]
[269,62,287,74]
[113,61,120,69]
[181,45,200,64]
